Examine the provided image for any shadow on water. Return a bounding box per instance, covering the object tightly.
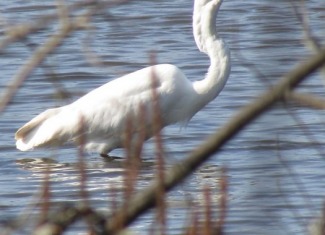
[14,155,156,176]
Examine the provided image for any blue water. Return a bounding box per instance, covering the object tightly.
[1,0,325,234]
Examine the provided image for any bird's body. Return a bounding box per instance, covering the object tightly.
[15,0,231,156]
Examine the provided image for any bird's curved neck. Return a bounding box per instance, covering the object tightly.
[192,0,230,107]
[193,39,230,102]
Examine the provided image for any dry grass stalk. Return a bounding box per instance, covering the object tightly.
[123,117,137,199]
[203,186,212,235]
[76,114,98,234]
[150,54,167,234]
[123,103,146,191]
[37,165,52,227]
[77,114,89,207]
[187,206,199,235]
[215,168,228,235]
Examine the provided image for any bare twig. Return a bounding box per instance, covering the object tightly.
[0,19,77,114]
[284,91,325,109]
[76,114,89,206]
[203,186,212,235]
[0,0,131,115]
[37,165,52,226]
[291,0,325,83]
[150,54,167,234]
[33,205,105,235]
[0,0,130,50]
[215,168,228,235]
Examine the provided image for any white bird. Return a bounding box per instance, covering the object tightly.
[15,0,231,157]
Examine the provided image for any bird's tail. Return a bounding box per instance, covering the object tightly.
[15,107,64,151]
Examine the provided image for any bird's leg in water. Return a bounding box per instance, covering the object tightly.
[100,153,110,158]
[100,153,124,161]
[100,153,121,161]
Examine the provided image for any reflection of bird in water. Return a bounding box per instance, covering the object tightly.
[15,0,231,157]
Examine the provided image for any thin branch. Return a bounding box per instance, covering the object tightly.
[214,168,228,235]
[285,91,325,110]
[33,205,105,235]
[0,0,131,115]
[0,0,129,50]
[290,0,322,53]
[0,17,83,114]
[291,0,325,82]
[0,29,68,114]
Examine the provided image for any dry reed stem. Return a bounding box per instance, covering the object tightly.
[215,168,228,235]
[104,48,325,234]
[77,115,89,206]
[124,125,134,188]
[123,116,136,198]
[186,170,228,235]
[124,117,144,189]
[150,54,167,234]
[133,103,146,160]
[76,114,97,234]
[187,207,199,235]
[37,165,52,227]
[119,116,142,232]
[203,186,212,235]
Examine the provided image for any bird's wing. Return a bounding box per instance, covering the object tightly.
[15,108,61,140]
[71,64,190,136]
